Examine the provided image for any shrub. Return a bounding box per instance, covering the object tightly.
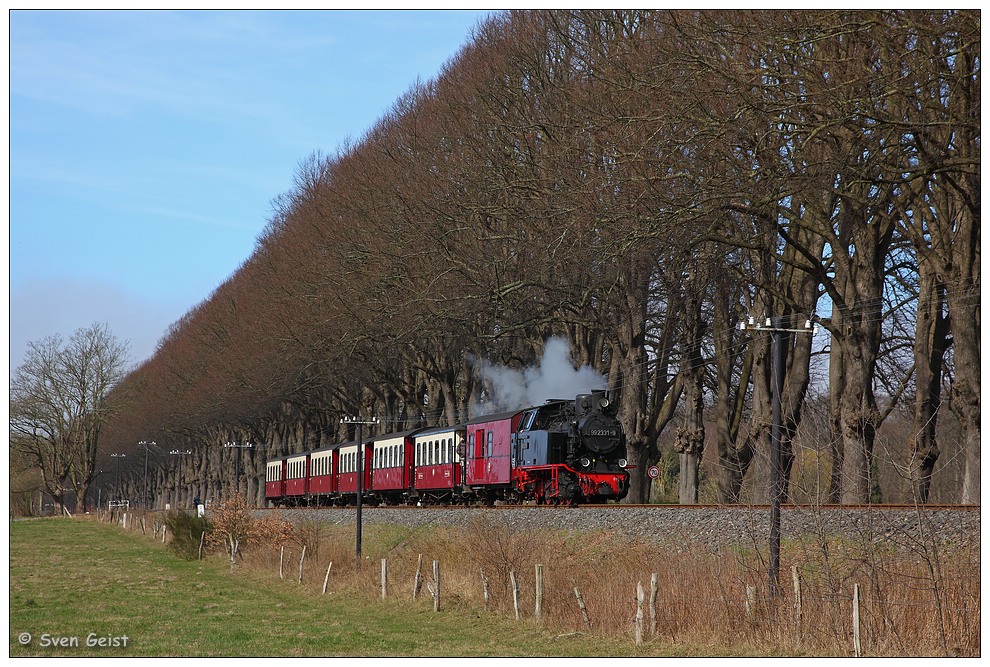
[162,510,210,561]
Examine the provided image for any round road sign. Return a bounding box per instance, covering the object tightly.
[647,465,660,479]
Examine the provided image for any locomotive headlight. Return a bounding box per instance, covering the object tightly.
[599,398,610,409]
[618,458,628,468]
[579,457,591,468]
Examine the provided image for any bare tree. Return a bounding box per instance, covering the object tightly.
[10,323,130,513]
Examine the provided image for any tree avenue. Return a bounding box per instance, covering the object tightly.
[48,10,977,512]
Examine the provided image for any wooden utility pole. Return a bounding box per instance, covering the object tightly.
[739,316,816,597]
[340,416,379,569]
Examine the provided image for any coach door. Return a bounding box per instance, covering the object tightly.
[468,428,485,483]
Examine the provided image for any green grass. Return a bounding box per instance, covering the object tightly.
[9,517,693,657]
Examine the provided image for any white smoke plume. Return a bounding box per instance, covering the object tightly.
[472,337,607,413]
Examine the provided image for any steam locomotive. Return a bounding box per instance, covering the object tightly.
[266,391,629,506]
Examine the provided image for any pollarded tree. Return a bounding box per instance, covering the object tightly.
[10,322,131,513]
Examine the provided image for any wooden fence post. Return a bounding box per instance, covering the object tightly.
[432,560,441,612]
[481,568,490,611]
[298,545,307,584]
[279,545,285,580]
[413,554,423,600]
[635,581,645,645]
[574,587,590,628]
[198,531,205,560]
[510,570,521,620]
[853,583,862,657]
[322,562,333,595]
[649,573,659,637]
[381,558,387,600]
[535,564,544,621]
[745,585,757,626]
[792,566,803,641]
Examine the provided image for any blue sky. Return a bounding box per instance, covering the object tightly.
[9,9,493,372]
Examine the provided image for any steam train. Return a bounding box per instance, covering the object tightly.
[265,391,629,506]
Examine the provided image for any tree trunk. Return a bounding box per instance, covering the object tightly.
[675,282,705,505]
[950,289,980,504]
[911,266,948,503]
[832,325,882,505]
[711,270,751,504]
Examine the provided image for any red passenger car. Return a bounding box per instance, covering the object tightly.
[285,453,309,501]
[265,457,286,506]
[464,410,524,500]
[413,425,464,503]
[370,430,417,503]
[336,440,372,501]
[307,446,336,502]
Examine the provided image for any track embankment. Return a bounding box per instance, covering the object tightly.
[260,504,980,551]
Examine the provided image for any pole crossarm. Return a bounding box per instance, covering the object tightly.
[339,417,381,426]
[739,316,819,335]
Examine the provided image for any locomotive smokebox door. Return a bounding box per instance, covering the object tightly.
[579,413,622,454]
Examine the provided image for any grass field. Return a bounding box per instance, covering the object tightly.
[11,512,978,657]
[9,517,695,657]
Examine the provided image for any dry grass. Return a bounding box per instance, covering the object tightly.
[232,514,980,657]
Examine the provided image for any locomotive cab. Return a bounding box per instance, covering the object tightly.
[514,400,571,466]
